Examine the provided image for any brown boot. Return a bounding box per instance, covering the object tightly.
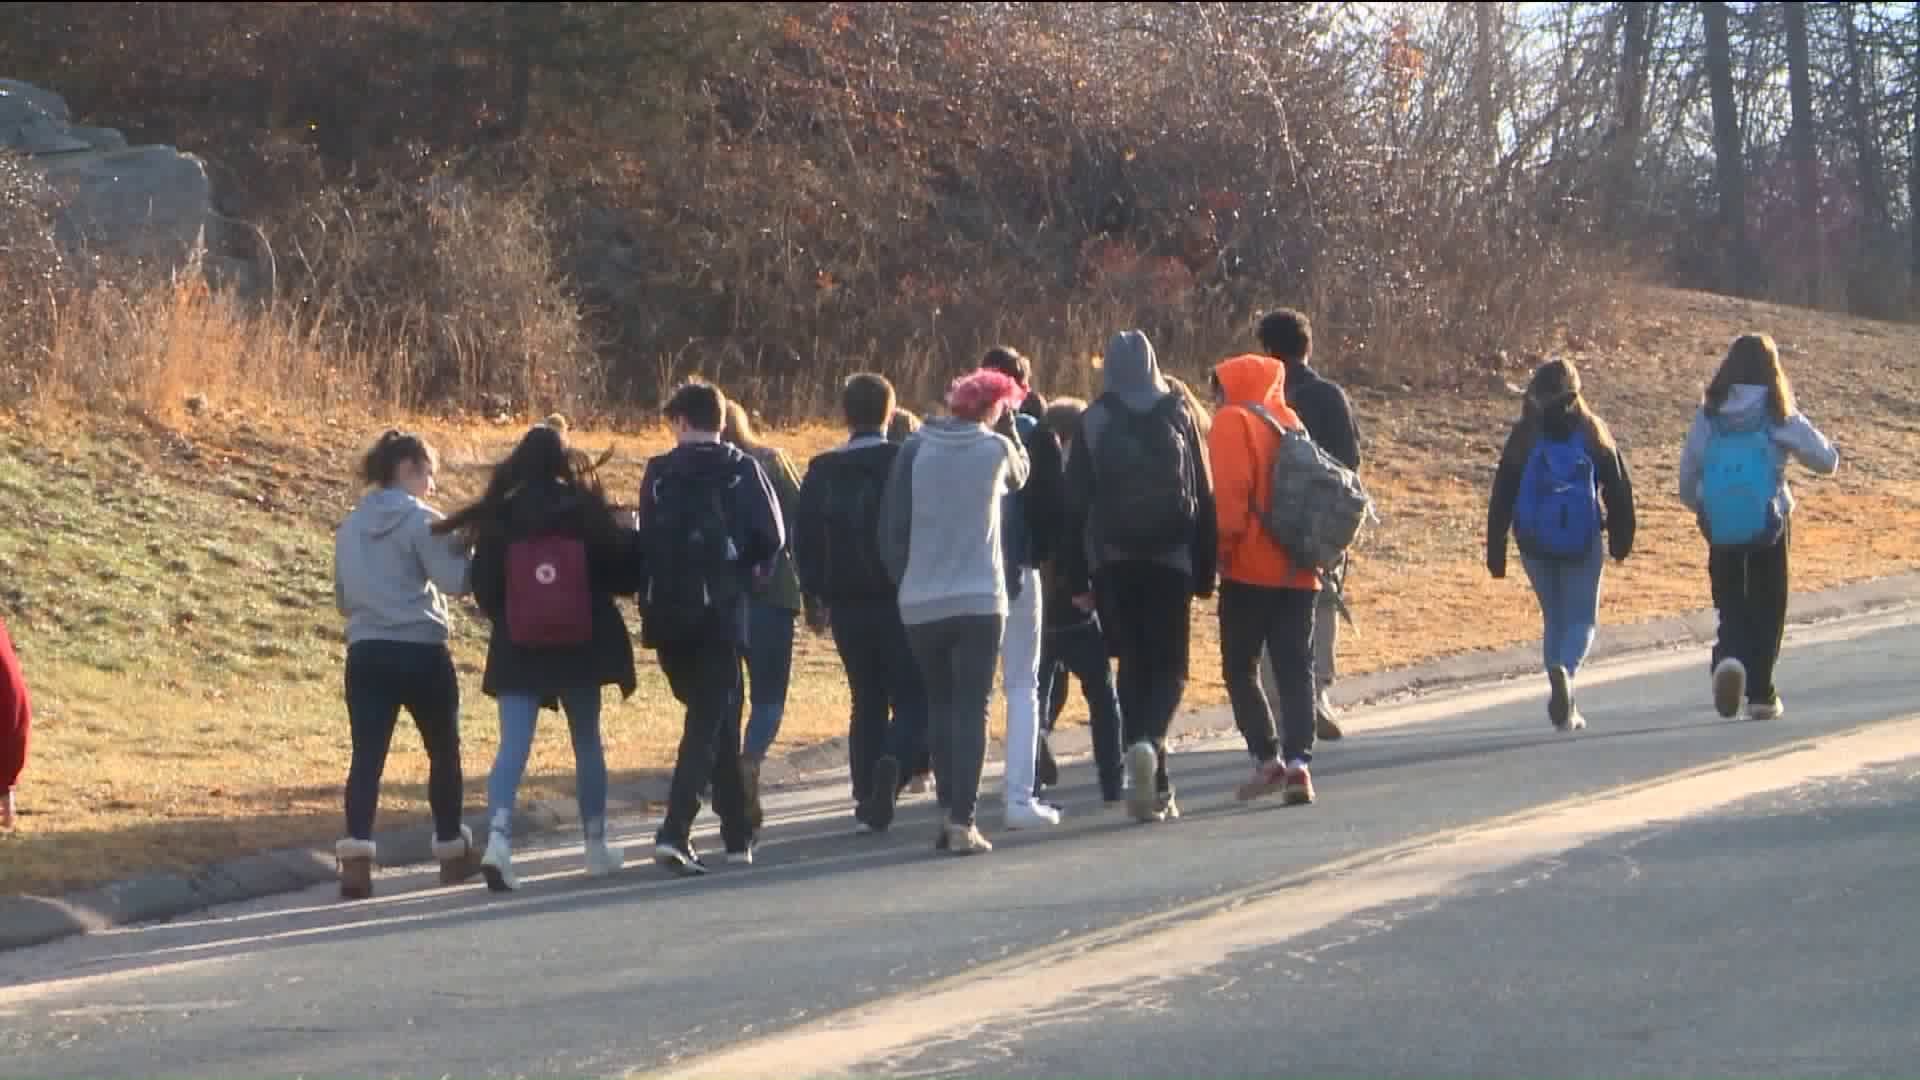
[433,825,482,885]
[337,838,376,900]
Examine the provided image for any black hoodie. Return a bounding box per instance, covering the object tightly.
[794,432,901,607]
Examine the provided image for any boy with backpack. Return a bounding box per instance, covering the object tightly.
[979,347,1067,829]
[1256,310,1363,741]
[793,373,929,834]
[1059,330,1216,824]
[638,381,786,874]
[1037,396,1126,804]
[1209,354,1327,804]
[1486,359,1636,731]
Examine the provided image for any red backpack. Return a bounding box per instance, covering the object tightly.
[505,533,593,647]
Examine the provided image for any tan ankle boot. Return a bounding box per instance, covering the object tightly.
[337,838,376,900]
[432,825,482,885]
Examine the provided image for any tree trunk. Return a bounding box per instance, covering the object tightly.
[1784,1,1819,302]
[1910,2,1920,279]
[1606,1,1655,229]
[1842,3,1888,231]
[1702,1,1748,296]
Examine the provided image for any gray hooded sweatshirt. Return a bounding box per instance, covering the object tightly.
[333,488,474,646]
[879,417,1030,626]
[1677,383,1839,521]
[1069,330,1215,581]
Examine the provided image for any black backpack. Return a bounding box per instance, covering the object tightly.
[818,460,892,601]
[1091,393,1197,558]
[639,460,743,646]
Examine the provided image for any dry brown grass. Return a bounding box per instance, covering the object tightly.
[4,281,1919,896]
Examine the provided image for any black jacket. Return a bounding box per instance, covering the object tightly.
[793,434,900,608]
[1284,362,1363,472]
[636,440,786,649]
[1486,408,1637,577]
[471,480,643,701]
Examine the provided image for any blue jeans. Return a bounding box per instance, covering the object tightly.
[742,603,797,760]
[487,689,608,830]
[1521,539,1606,678]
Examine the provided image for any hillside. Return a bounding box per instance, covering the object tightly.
[2,283,1917,896]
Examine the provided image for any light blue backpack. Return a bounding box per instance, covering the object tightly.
[1700,419,1783,549]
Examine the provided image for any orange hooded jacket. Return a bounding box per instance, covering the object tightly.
[1208,354,1319,591]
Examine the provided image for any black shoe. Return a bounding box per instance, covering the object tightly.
[1036,736,1059,789]
[653,836,708,877]
[1547,666,1572,729]
[869,756,901,832]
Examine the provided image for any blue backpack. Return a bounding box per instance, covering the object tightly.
[1513,431,1601,560]
[1700,420,1782,549]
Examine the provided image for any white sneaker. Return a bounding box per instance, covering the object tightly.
[727,846,755,866]
[583,820,625,878]
[480,830,518,893]
[1747,698,1784,721]
[1712,658,1746,719]
[1004,799,1062,830]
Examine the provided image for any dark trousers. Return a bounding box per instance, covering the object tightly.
[1709,523,1791,704]
[1219,582,1318,764]
[1037,618,1124,799]
[1096,561,1192,794]
[344,640,464,843]
[831,602,929,804]
[656,637,754,850]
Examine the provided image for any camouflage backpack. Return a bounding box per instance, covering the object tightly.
[1244,403,1375,621]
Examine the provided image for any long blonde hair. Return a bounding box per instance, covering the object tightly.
[720,399,770,453]
[1706,333,1797,424]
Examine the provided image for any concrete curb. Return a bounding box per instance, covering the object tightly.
[4,571,1915,953]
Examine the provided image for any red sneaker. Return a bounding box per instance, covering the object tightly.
[1283,761,1316,806]
[1236,759,1288,802]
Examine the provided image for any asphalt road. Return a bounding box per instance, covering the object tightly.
[2,610,1916,1080]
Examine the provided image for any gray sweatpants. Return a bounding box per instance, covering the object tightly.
[907,614,1005,827]
[1263,586,1340,704]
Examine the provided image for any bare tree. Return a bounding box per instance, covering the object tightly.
[1783,1,1820,301]
[1702,1,1749,296]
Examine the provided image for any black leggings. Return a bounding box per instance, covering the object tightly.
[1709,523,1791,703]
[344,640,464,843]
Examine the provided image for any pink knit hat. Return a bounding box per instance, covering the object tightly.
[945,369,1025,423]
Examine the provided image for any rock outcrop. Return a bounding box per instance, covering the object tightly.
[1,78,213,276]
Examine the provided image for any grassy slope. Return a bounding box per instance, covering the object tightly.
[3,284,1918,895]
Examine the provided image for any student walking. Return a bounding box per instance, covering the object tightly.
[720,401,806,776]
[1256,310,1363,741]
[640,382,786,874]
[330,430,478,899]
[793,373,929,833]
[880,369,1030,854]
[1208,356,1323,804]
[1035,396,1126,803]
[979,347,1067,830]
[1,614,30,831]
[1060,330,1217,824]
[440,425,642,892]
[884,405,935,794]
[1678,333,1838,720]
[1486,359,1637,731]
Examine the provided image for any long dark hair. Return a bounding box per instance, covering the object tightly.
[434,425,618,540]
[1705,333,1796,424]
[1501,358,1617,468]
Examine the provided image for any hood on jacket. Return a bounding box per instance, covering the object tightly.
[920,415,999,447]
[1711,384,1774,433]
[1103,330,1170,410]
[1213,354,1303,428]
[356,487,429,540]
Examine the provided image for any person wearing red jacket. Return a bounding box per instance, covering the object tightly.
[1,616,30,830]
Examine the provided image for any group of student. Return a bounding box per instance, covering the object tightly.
[318,309,1836,898]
